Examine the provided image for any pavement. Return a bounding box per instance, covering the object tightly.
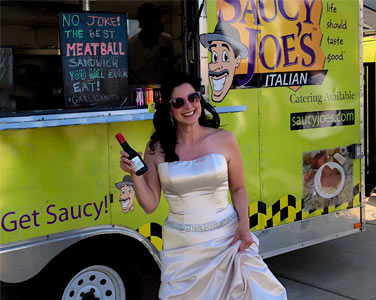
[265,192,376,300]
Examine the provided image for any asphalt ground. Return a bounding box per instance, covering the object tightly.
[266,192,376,300]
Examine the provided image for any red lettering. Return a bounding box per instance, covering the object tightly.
[85,15,120,27]
[119,42,125,55]
[76,43,83,56]
[100,42,107,55]
[104,17,111,26]
[98,17,104,26]
[66,43,76,56]
[107,42,113,55]
[92,43,99,56]
[87,15,96,26]
[84,43,93,56]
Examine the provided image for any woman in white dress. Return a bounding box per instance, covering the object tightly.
[120,72,287,299]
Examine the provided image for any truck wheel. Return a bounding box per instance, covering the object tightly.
[38,249,144,300]
[62,265,125,300]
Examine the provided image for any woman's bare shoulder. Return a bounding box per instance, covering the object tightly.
[201,126,231,137]
[212,128,236,143]
[216,128,239,153]
[202,128,237,161]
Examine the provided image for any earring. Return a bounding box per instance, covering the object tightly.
[170,114,175,127]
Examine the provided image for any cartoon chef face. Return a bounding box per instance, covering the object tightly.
[119,184,135,213]
[200,21,249,103]
[208,41,241,102]
[115,176,135,213]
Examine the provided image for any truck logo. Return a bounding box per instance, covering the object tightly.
[115,175,135,213]
[200,21,248,102]
[201,0,327,102]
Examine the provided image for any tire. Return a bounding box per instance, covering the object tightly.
[61,265,125,300]
[37,246,144,300]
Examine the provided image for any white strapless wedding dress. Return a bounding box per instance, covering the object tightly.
[157,153,287,300]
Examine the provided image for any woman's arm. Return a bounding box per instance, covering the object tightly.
[222,131,254,251]
[120,141,161,214]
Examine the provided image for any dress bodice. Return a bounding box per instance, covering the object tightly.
[158,153,229,224]
[158,155,287,300]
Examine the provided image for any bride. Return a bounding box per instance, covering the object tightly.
[120,72,287,299]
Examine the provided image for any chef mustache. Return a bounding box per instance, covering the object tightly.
[209,69,229,78]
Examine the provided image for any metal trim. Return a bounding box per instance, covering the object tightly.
[80,0,90,11]
[254,206,362,259]
[182,0,189,73]
[259,228,360,259]
[359,0,366,230]
[198,0,209,96]
[0,106,247,130]
[0,225,161,283]
[213,105,246,114]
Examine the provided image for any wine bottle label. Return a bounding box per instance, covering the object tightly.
[131,156,144,173]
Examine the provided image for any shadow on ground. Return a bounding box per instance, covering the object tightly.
[266,192,376,300]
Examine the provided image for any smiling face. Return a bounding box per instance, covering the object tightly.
[119,184,135,213]
[169,82,202,127]
[208,41,241,102]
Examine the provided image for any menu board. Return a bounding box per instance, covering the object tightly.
[58,12,130,109]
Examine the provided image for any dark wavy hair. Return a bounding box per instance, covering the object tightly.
[149,72,220,162]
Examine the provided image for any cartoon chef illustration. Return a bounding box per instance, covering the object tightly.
[115,175,135,213]
[200,21,249,103]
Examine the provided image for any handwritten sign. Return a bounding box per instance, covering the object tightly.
[58,12,130,109]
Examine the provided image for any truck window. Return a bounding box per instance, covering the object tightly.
[0,0,193,118]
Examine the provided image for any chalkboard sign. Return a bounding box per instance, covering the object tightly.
[58,12,130,109]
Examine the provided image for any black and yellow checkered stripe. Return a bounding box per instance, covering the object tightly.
[136,184,361,247]
[137,222,163,251]
[249,184,360,230]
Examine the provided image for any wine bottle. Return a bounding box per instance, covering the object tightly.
[116,133,148,176]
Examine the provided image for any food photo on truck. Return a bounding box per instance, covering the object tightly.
[0,0,368,299]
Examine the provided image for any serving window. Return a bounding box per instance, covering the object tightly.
[0,0,200,121]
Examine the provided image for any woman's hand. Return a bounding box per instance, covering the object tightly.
[230,221,254,251]
[119,150,143,175]
[118,141,162,214]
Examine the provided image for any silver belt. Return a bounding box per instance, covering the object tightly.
[164,211,238,232]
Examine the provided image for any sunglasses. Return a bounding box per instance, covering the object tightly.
[169,92,200,109]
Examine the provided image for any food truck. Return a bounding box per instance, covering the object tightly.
[0,0,364,299]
